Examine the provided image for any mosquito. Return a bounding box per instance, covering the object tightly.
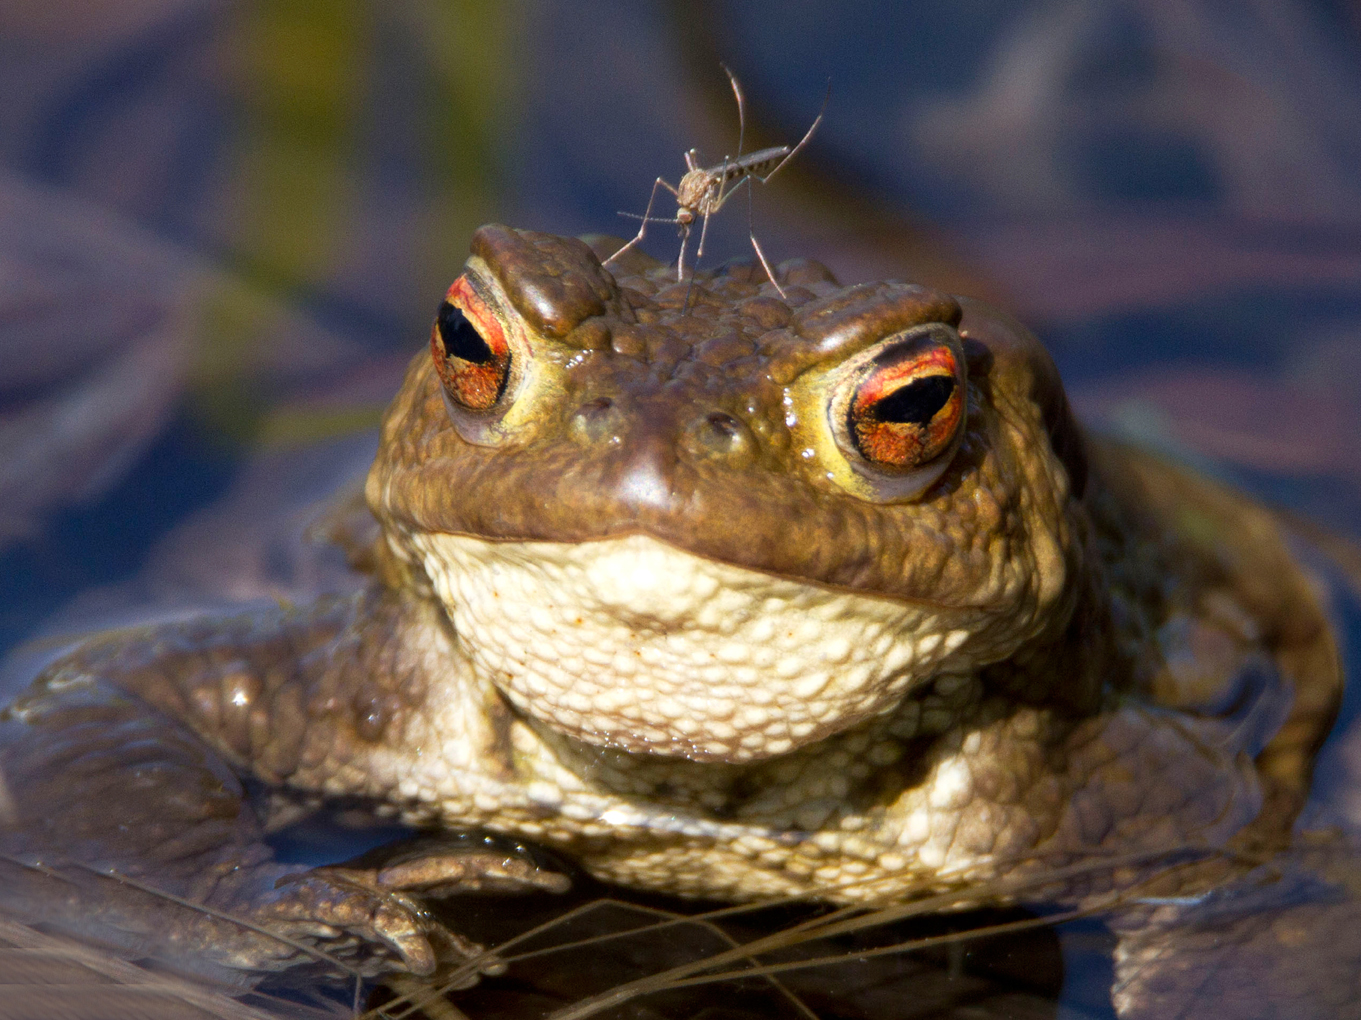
[603,67,827,300]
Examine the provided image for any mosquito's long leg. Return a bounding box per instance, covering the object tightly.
[734,173,788,298]
[752,80,830,187]
[748,228,788,300]
[723,64,746,162]
[697,172,785,297]
[603,177,679,267]
[675,220,693,283]
[682,207,718,312]
[715,63,747,214]
[697,166,745,275]
[616,213,684,224]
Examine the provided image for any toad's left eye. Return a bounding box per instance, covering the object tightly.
[431,278,510,411]
[847,342,964,470]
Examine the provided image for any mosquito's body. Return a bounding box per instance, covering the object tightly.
[674,145,793,221]
[603,71,826,298]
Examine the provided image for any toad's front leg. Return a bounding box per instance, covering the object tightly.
[0,585,563,981]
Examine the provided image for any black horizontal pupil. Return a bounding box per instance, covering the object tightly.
[437,301,493,364]
[873,375,954,425]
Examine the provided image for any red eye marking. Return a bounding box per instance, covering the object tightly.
[431,276,511,411]
[848,343,963,469]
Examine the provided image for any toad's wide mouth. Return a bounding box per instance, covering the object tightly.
[411,531,990,762]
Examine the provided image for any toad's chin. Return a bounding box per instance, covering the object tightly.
[411,531,988,762]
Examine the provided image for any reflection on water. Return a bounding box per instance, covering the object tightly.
[3,1,1361,1017]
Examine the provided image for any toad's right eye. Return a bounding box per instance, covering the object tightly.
[431,278,510,411]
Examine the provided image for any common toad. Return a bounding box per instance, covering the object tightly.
[0,226,1347,1014]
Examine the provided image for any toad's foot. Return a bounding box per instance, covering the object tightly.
[251,837,571,978]
[347,832,575,898]
[256,868,448,976]
[1110,849,1361,1019]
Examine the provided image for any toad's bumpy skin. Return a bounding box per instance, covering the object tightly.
[0,227,1346,1011]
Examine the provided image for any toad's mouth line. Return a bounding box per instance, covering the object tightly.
[415,525,1007,613]
[410,531,996,762]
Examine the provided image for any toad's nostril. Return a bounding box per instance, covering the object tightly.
[683,411,755,463]
[706,412,741,439]
[570,397,624,446]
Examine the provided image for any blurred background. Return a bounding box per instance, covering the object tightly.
[2,2,1361,1014]
[3,0,1361,671]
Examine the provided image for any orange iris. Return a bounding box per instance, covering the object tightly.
[849,344,963,469]
[430,276,511,411]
